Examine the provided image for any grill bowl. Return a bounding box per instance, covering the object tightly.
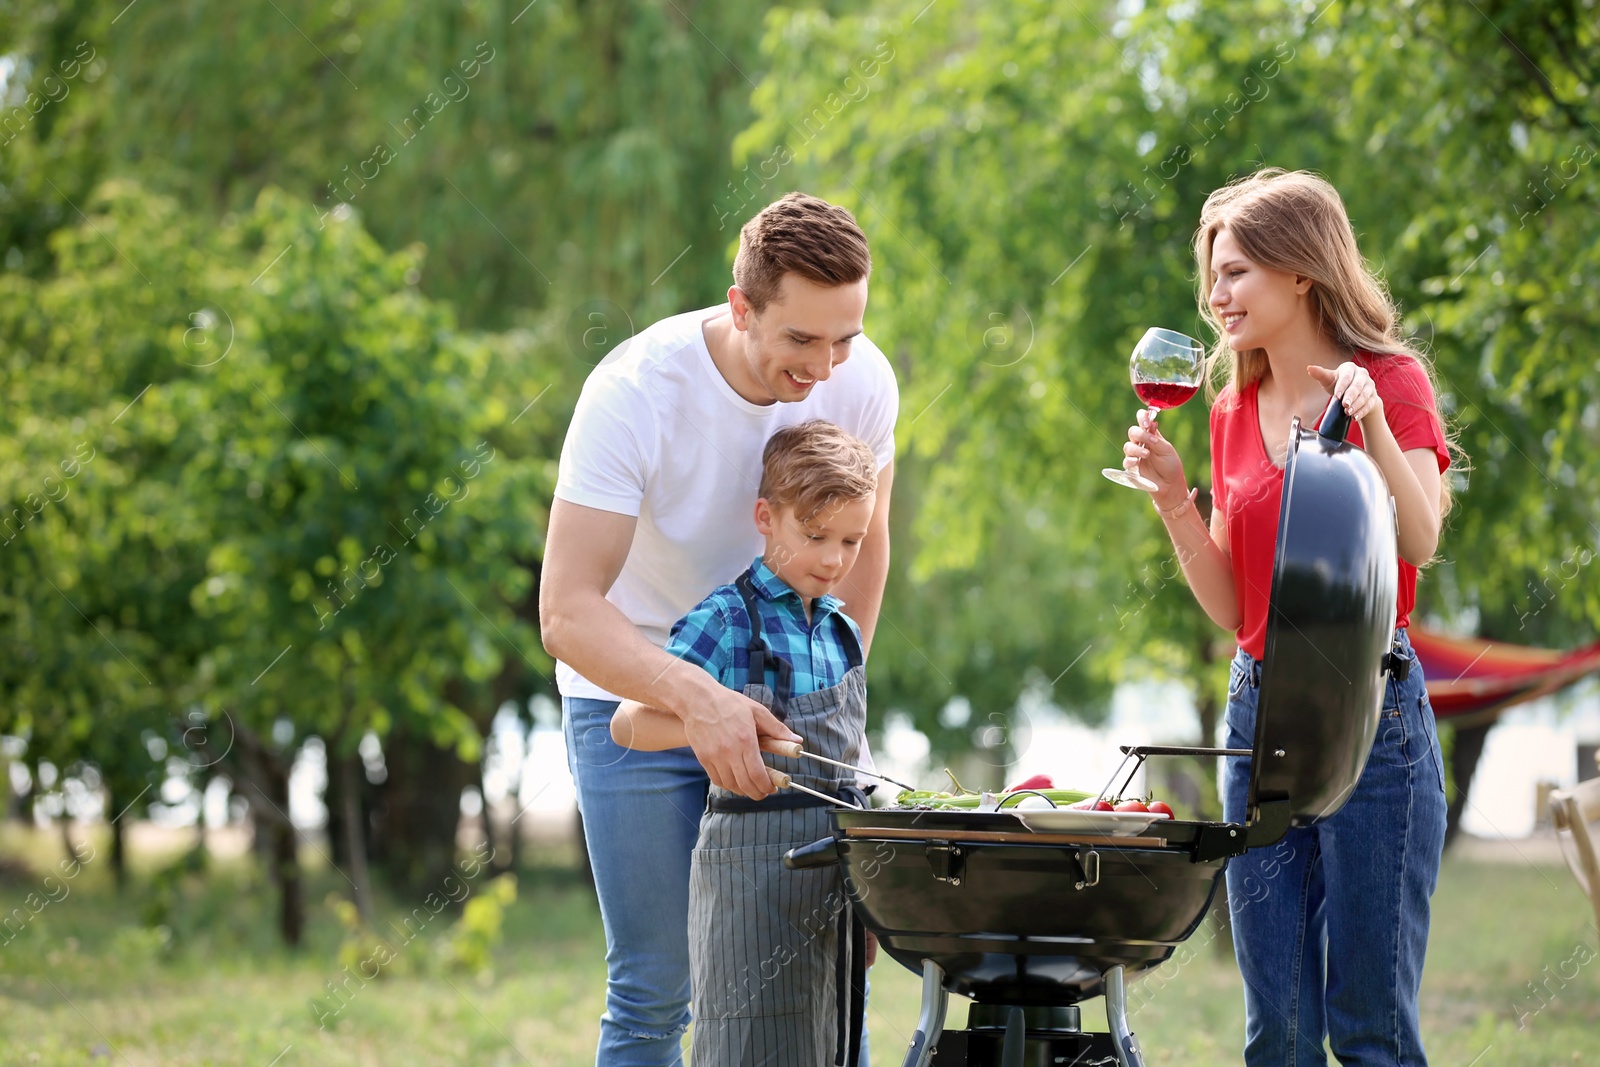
[838,833,1224,1005]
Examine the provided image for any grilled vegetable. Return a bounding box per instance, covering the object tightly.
[891,768,979,808]
[893,787,1094,810]
[995,788,1094,809]
[891,790,982,809]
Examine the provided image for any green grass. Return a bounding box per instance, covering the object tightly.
[1,826,1596,1066]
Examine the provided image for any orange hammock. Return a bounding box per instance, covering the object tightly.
[1411,628,1600,729]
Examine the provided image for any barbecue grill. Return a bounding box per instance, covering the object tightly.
[785,404,1401,1067]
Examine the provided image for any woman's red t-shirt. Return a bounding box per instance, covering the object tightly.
[1209,353,1451,661]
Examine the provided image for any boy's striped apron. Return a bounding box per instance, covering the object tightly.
[688,572,868,1067]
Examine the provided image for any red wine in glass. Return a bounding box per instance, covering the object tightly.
[1103,328,1205,491]
[1133,381,1200,409]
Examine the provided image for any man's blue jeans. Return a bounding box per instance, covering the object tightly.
[565,696,708,1066]
[1221,628,1447,1066]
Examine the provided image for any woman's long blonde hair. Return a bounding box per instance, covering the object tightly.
[1193,168,1461,519]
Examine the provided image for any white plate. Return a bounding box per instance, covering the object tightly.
[1014,809,1171,835]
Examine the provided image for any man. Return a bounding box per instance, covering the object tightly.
[540,192,898,1066]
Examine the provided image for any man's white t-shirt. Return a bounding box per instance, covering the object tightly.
[553,303,899,701]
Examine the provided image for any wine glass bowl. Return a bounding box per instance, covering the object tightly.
[1133,380,1200,410]
[1103,327,1205,492]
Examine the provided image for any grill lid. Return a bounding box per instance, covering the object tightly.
[1248,402,1399,828]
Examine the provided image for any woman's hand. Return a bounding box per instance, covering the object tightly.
[1125,408,1189,508]
[1309,361,1442,564]
[1308,362,1384,424]
[1126,405,1240,630]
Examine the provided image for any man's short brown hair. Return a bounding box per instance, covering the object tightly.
[759,420,878,526]
[733,193,872,312]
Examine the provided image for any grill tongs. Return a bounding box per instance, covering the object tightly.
[757,738,918,810]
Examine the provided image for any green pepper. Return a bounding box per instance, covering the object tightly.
[994,788,1095,809]
[892,789,952,806]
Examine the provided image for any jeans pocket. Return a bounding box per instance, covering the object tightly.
[564,699,630,774]
[1228,662,1249,700]
[1372,699,1410,767]
[1419,693,1446,793]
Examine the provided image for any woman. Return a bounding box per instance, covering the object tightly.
[1124,169,1455,1066]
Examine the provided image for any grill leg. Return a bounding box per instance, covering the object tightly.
[901,958,948,1067]
[1103,965,1146,1067]
[1000,1006,1026,1067]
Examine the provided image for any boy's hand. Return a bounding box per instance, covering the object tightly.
[681,686,801,799]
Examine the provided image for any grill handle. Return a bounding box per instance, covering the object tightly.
[1317,394,1354,443]
[783,836,840,871]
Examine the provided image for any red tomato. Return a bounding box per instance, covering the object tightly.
[1092,800,1115,811]
[1148,801,1175,818]
[1114,799,1149,813]
[1005,773,1054,792]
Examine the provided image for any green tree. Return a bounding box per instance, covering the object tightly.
[0,179,559,940]
[0,0,835,331]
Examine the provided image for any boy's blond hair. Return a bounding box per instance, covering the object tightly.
[759,420,877,526]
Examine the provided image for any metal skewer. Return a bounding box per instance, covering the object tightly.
[762,739,919,793]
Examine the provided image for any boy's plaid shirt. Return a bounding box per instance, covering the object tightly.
[662,557,863,697]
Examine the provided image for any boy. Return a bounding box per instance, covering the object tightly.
[611,419,878,1067]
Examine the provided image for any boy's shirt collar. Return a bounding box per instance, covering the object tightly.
[748,556,845,619]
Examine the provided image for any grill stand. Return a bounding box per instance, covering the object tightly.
[1104,965,1145,1067]
[900,960,1143,1067]
[902,959,949,1067]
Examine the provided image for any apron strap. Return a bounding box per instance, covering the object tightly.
[845,908,867,1067]
[825,784,868,1067]
[834,609,864,671]
[736,571,794,715]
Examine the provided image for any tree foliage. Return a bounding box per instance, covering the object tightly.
[0,0,816,330]
[0,177,559,931]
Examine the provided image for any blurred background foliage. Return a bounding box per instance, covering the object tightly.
[1,0,1596,940]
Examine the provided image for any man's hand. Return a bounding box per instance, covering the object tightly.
[680,684,801,799]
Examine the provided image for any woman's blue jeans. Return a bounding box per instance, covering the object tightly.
[1221,628,1447,1066]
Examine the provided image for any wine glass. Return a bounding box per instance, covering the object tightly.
[1101,327,1205,491]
